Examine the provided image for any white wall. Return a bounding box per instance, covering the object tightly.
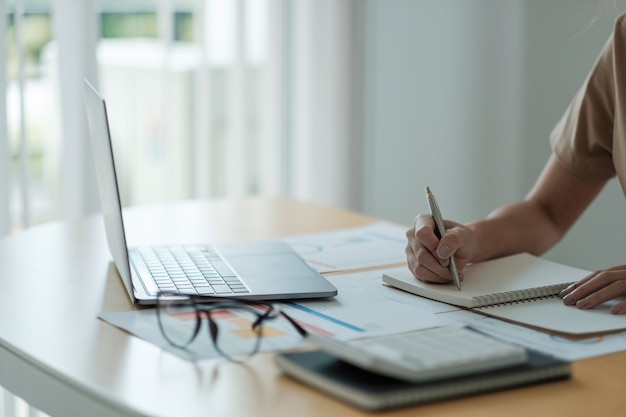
[362,0,626,270]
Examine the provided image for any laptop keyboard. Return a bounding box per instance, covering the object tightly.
[129,245,250,296]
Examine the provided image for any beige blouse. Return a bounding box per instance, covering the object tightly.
[550,14,626,195]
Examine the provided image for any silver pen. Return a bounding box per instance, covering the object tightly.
[425,186,461,290]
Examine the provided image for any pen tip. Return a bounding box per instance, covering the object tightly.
[425,186,431,193]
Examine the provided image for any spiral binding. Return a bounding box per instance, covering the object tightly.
[475,282,573,308]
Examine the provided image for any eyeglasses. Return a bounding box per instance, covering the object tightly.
[156,292,309,362]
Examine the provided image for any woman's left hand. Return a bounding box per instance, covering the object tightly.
[560,264,626,314]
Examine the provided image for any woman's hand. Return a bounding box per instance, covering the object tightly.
[560,265,626,314]
[405,214,478,285]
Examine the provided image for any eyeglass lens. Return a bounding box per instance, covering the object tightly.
[157,295,264,362]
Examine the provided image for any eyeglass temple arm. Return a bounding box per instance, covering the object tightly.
[280,311,308,337]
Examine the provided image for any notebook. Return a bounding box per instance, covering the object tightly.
[275,348,570,411]
[83,79,337,305]
[382,253,626,335]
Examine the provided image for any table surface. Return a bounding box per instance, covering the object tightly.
[0,196,624,417]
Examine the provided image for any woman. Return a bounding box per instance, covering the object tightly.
[405,15,626,314]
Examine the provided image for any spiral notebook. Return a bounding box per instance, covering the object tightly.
[382,253,626,335]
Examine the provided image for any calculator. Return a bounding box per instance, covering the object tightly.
[305,326,528,383]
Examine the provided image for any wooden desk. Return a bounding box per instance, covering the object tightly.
[0,196,624,417]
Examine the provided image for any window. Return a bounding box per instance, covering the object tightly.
[5,0,274,230]
[3,0,361,233]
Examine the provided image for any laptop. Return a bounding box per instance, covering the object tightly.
[83,79,337,305]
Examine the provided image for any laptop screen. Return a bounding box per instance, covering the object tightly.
[83,79,136,303]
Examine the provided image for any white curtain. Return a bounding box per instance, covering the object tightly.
[1,0,363,235]
[289,0,364,208]
[53,0,100,220]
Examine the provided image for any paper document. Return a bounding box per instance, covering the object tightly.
[284,222,408,273]
[445,309,626,361]
[283,268,455,341]
[99,268,452,361]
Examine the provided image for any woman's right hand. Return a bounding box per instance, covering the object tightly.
[405,214,478,285]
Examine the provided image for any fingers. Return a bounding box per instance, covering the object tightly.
[560,268,626,314]
[405,217,449,284]
[558,273,595,298]
[404,243,458,284]
[409,214,441,256]
[405,214,466,285]
[438,220,466,260]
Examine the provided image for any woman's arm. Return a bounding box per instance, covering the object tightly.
[406,154,607,284]
[467,154,607,262]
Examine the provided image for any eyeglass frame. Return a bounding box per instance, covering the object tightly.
[156,291,309,362]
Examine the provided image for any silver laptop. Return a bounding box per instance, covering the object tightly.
[83,79,337,305]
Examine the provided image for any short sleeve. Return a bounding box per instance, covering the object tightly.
[549,18,620,180]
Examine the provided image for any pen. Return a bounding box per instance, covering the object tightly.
[425,186,461,291]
